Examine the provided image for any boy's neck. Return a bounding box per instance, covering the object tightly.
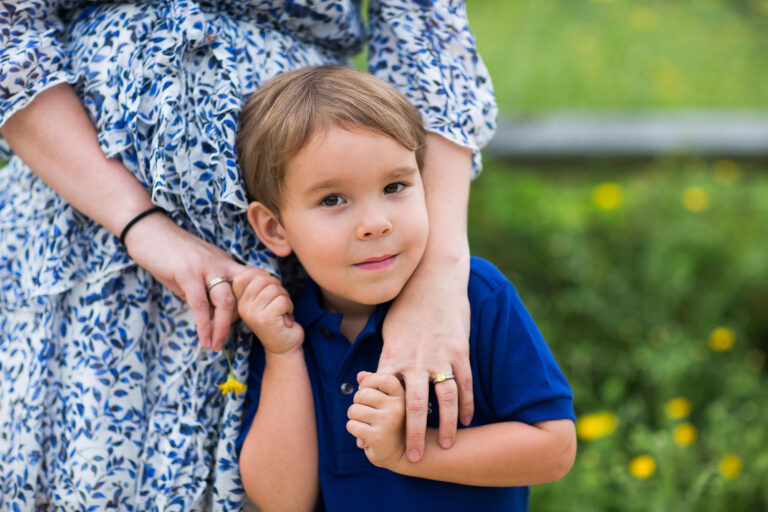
[319,288,378,343]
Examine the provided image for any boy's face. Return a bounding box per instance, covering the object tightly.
[269,125,428,313]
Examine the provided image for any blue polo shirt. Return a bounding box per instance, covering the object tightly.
[238,257,575,511]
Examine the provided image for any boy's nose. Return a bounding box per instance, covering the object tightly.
[356,212,392,240]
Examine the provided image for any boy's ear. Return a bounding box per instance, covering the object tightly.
[246,202,292,257]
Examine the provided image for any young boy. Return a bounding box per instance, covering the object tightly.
[233,66,576,511]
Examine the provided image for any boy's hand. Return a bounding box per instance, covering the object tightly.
[232,267,304,355]
[346,371,406,469]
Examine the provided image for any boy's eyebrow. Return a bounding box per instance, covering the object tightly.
[303,166,419,195]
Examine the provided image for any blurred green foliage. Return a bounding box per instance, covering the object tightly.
[468,158,768,510]
[467,0,768,112]
[462,2,768,508]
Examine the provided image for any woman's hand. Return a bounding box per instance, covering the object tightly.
[378,133,475,463]
[125,212,246,351]
[231,267,304,355]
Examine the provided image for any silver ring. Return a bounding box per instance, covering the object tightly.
[206,277,231,293]
[431,373,455,384]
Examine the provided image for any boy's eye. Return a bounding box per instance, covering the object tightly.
[320,194,345,207]
[384,183,405,194]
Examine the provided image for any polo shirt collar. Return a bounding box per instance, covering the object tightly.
[293,280,391,342]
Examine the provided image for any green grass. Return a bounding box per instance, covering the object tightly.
[466,0,768,113]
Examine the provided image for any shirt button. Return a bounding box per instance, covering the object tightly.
[339,382,354,395]
[320,327,332,338]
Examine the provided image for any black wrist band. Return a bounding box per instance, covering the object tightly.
[119,206,166,245]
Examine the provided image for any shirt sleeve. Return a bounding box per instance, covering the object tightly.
[0,1,79,158]
[473,277,575,425]
[367,0,497,175]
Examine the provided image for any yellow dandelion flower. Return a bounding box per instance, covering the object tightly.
[218,372,247,396]
[592,183,623,211]
[713,160,739,186]
[631,7,658,31]
[629,455,656,479]
[576,411,618,441]
[720,453,743,478]
[709,327,736,352]
[652,61,684,101]
[682,186,710,213]
[665,397,692,419]
[673,423,698,446]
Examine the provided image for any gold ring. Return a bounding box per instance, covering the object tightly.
[431,373,455,384]
[206,277,231,293]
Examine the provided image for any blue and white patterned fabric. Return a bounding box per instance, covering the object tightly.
[0,1,496,510]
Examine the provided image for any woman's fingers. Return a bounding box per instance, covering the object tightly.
[207,280,237,351]
[400,371,429,462]
[433,375,459,449]
[452,353,475,427]
[182,277,214,349]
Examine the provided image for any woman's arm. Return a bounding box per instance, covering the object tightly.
[379,133,474,460]
[0,83,243,350]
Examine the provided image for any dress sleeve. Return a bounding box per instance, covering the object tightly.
[368,0,497,175]
[0,1,79,158]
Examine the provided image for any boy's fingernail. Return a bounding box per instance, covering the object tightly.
[407,449,420,461]
[356,438,364,449]
[462,416,472,426]
[440,438,452,448]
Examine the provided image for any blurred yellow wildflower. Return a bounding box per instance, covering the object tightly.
[713,159,739,186]
[592,183,623,211]
[218,373,246,395]
[673,423,698,446]
[719,453,743,478]
[576,411,618,441]
[652,60,684,101]
[682,186,710,213]
[631,7,658,31]
[709,327,735,352]
[665,397,692,419]
[629,455,656,479]
[217,349,246,396]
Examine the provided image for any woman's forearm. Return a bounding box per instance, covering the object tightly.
[418,132,472,270]
[389,420,577,487]
[239,349,319,511]
[0,83,153,236]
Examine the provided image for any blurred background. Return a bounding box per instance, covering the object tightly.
[463,1,768,510]
[1,1,765,510]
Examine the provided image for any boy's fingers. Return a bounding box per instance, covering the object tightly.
[347,403,377,424]
[433,377,459,449]
[353,387,387,407]
[358,372,404,397]
[401,371,429,462]
[231,267,267,299]
[346,419,373,442]
[356,371,372,384]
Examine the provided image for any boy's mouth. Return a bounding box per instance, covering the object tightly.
[354,254,398,270]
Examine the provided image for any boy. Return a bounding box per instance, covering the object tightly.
[233,66,576,511]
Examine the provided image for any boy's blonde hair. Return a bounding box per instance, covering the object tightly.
[236,66,426,213]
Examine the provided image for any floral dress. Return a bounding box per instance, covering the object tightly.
[0,1,496,510]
